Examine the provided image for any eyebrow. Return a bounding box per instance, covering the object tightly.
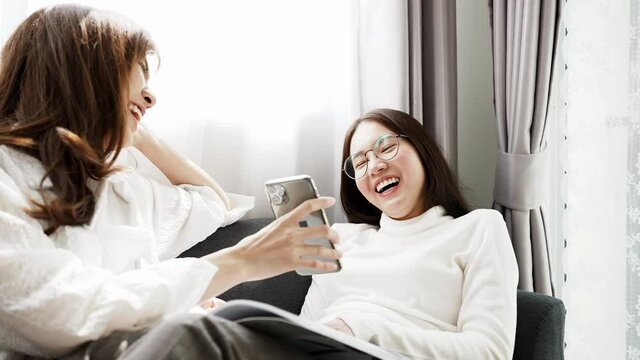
[350,133,395,155]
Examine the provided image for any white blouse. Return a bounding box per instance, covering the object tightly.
[300,206,519,360]
[0,145,253,357]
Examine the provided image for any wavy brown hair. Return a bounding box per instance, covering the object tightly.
[340,108,470,226]
[0,5,155,234]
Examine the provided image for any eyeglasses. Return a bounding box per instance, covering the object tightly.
[343,133,409,180]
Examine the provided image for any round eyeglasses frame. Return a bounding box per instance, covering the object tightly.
[343,134,409,180]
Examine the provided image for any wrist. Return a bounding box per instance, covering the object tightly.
[207,245,252,288]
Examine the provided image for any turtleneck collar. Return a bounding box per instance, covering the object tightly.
[379,205,453,237]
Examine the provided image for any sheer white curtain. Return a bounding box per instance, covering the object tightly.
[562,1,632,358]
[0,0,411,221]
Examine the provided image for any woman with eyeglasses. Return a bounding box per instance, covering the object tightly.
[0,5,340,359]
[300,109,519,359]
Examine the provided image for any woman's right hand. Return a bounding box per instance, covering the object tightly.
[199,197,341,299]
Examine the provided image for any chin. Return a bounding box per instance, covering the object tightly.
[386,212,411,220]
[379,204,409,220]
[380,201,422,220]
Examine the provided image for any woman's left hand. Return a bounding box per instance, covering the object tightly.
[199,297,227,311]
[323,318,354,336]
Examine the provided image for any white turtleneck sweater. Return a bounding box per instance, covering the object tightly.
[0,145,253,357]
[300,206,518,360]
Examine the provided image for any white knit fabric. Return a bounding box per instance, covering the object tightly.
[300,206,518,360]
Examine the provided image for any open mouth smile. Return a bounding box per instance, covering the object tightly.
[129,103,144,122]
[375,177,400,194]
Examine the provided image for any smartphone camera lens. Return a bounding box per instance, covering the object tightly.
[267,185,287,205]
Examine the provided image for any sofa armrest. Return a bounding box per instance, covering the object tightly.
[514,290,566,360]
[178,218,312,314]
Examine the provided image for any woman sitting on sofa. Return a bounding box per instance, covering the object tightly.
[0,4,340,359]
[300,109,519,359]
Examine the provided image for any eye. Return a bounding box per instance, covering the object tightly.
[351,155,367,170]
[138,61,149,79]
[380,143,397,153]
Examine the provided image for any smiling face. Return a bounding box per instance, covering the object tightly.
[350,120,427,220]
[123,61,156,146]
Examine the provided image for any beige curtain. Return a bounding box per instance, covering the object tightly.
[488,0,562,295]
[407,0,458,171]
[355,0,457,169]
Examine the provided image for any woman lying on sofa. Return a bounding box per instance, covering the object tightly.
[0,4,341,359]
[300,109,519,360]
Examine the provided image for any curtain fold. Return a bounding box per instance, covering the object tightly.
[356,0,457,170]
[407,0,458,171]
[488,0,562,295]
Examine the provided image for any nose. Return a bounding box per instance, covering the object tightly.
[367,153,387,175]
[142,87,157,108]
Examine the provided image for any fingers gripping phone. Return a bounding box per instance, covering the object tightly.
[265,175,341,276]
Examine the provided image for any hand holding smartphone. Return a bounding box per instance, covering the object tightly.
[265,175,341,275]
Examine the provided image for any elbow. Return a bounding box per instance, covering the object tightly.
[485,337,514,360]
[464,330,514,360]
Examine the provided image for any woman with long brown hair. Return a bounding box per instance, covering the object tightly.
[0,5,339,359]
[300,109,519,359]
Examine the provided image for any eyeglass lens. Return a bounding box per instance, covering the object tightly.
[344,134,401,179]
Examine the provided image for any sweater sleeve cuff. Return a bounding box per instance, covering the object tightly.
[323,313,375,342]
[143,257,217,315]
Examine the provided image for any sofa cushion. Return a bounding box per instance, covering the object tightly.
[179,218,312,314]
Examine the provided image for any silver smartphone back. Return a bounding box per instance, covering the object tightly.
[264,175,341,276]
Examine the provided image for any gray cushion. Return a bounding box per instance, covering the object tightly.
[514,290,566,360]
[179,218,312,314]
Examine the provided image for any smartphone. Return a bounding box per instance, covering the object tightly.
[265,175,341,276]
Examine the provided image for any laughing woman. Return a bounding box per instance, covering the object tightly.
[300,109,519,359]
[0,5,340,359]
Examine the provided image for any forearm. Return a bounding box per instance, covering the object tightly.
[341,316,511,360]
[135,134,231,210]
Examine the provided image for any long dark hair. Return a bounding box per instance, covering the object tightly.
[0,5,156,234]
[340,108,470,226]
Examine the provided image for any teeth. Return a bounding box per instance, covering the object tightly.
[376,177,399,193]
[129,104,142,118]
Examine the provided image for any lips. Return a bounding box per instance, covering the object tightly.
[129,103,144,122]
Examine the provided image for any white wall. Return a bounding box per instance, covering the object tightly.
[0,1,27,43]
[456,0,498,210]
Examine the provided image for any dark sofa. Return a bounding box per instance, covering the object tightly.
[180,218,566,360]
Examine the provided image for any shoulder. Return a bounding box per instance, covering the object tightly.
[0,145,45,185]
[0,146,43,208]
[455,208,506,228]
[449,209,510,250]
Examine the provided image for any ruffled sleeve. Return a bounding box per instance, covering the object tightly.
[95,170,254,261]
[0,208,217,357]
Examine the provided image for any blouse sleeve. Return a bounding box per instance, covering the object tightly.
[106,170,253,260]
[338,212,519,360]
[0,209,217,357]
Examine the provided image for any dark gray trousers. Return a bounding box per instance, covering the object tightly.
[65,313,313,360]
